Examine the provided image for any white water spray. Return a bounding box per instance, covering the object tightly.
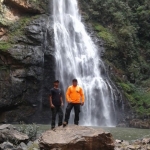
[53,0,116,126]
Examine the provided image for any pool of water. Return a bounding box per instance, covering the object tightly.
[101,127,150,141]
[15,124,150,141]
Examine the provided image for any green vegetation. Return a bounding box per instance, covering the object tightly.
[93,23,118,48]
[0,16,33,53]
[8,16,32,43]
[81,0,150,117]
[0,42,11,51]
[17,123,39,140]
[118,82,150,116]
[28,143,39,150]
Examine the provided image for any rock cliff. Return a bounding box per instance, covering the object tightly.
[0,0,54,123]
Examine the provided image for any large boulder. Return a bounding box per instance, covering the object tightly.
[39,125,114,150]
[0,124,29,143]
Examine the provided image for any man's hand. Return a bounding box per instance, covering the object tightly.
[50,104,55,108]
[61,102,64,107]
[81,102,84,106]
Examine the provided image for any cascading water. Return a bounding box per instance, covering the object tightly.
[52,0,116,126]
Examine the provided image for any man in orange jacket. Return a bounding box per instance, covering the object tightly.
[63,79,85,126]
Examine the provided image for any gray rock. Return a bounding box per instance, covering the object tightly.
[27,141,33,147]
[0,124,29,143]
[142,138,150,144]
[127,145,136,149]
[39,125,114,150]
[0,141,13,149]
[147,146,150,150]
[20,142,27,149]
[0,124,15,130]
[9,148,23,150]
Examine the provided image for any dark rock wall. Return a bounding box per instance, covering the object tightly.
[0,0,55,123]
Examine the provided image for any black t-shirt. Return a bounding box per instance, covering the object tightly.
[50,88,62,106]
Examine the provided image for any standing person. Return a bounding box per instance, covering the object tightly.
[49,80,63,129]
[63,79,85,126]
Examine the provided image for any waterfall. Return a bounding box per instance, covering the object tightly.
[52,0,116,126]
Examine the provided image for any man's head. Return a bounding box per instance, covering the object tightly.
[72,79,78,87]
[54,80,59,88]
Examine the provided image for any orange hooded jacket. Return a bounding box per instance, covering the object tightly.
[66,85,85,103]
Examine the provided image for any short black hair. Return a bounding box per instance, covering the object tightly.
[54,80,59,83]
[72,79,77,82]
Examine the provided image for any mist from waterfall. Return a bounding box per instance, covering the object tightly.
[52,0,116,126]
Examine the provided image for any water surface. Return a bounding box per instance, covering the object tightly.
[37,125,150,141]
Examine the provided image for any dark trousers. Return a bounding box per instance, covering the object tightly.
[51,106,63,128]
[64,103,80,125]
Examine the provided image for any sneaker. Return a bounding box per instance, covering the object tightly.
[63,122,67,127]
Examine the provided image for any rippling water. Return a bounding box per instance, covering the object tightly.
[36,125,150,141]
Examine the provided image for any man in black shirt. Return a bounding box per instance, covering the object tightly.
[49,80,63,129]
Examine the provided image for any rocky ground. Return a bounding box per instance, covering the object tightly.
[0,124,150,150]
[115,139,150,150]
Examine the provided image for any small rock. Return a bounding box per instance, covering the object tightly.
[142,138,150,144]
[0,141,14,149]
[12,148,23,150]
[0,124,15,130]
[127,145,135,149]
[0,124,29,143]
[27,141,33,147]
[33,148,38,150]
[33,139,39,145]
[115,139,122,143]
[20,142,27,149]
[147,146,150,150]
[122,140,129,146]
[135,145,141,149]
[15,145,24,150]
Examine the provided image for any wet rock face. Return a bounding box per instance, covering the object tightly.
[39,125,115,150]
[0,0,55,123]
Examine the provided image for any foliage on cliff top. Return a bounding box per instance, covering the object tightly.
[80,0,150,117]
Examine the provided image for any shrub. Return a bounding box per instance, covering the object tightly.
[17,123,39,140]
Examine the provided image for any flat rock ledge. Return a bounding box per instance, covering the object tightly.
[39,125,114,150]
